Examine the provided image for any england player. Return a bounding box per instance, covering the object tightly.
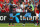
[37,3,40,25]
[23,2,33,26]
[35,6,39,26]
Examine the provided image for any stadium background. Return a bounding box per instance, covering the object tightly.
[0,12,37,23]
[0,0,40,23]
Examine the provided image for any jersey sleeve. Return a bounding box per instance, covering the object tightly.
[29,6,32,10]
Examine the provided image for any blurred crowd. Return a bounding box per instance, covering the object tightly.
[0,0,39,13]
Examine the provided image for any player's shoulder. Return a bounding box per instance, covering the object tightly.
[38,4,40,6]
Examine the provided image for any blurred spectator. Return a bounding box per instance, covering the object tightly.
[0,6,1,13]
[5,4,9,13]
[35,0,38,4]
[23,8,25,12]
[0,0,39,13]
[16,4,22,12]
[20,2,26,9]
[13,2,15,5]
[0,0,5,3]
[9,0,12,2]
[16,8,22,12]
[16,2,20,6]
[0,1,3,13]
[35,2,38,7]
[1,5,6,13]
[0,1,3,8]
[24,0,28,4]
[6,0,9,3]
[32,1,35,7]
[19,0,21,3]
[13,0,19,4]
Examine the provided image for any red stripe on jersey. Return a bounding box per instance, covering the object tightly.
[36,10,39,14]
[35,7,39,14]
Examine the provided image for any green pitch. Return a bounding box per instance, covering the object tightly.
[0,23,40,27]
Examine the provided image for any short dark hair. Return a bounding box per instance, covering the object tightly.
[27,1,31,4]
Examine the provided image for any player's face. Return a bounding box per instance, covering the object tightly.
[28,3,30,6]
[11,1,13,4]
[22,2,24,5]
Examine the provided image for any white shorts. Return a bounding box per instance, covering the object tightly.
[36,13,39,17]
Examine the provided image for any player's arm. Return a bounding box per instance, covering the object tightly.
[28,8,32,11]
[34,7,38,14]
[27,6,32,12]
[35,9,36,14]
[35,8,36,14]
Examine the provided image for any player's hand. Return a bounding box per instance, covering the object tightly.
[27,7,29,9]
